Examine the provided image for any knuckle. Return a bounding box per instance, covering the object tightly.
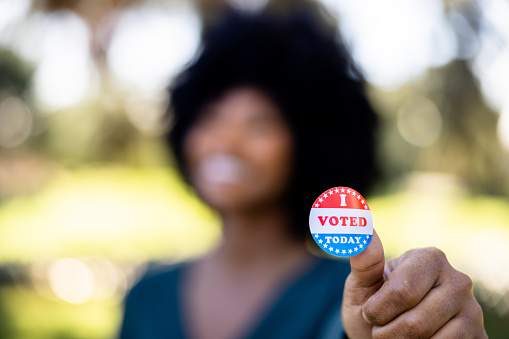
[425,247,447,263]
[458,272,473,293]
[407,247,448,271]
[450,271,473,297]
[390,280,419,307]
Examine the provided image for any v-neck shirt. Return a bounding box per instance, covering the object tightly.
[120,257,350,339]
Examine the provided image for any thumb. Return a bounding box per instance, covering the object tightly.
[341,229,385,337]
[349,228,385,291]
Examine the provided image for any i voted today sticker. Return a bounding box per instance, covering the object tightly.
[309,187,373,257]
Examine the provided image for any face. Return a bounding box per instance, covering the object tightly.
[183,87,294,214]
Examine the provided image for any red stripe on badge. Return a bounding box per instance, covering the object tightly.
[312,187,369,210]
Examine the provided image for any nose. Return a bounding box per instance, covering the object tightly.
[211,118,244,154]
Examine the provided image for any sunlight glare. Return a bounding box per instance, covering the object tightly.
[107,4,201,92]
[320,0,456,88]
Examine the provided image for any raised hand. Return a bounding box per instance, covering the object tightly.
[341,230,487,338]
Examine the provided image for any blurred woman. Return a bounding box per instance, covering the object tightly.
[120,9,486,339]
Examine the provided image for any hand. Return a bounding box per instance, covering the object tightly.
[341,230,487,338]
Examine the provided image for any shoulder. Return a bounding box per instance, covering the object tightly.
[132,262,184,290]
[126,261,187,304]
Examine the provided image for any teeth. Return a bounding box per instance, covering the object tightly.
[199,154,247,185]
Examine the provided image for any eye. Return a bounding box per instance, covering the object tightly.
[248,113,285,136]
[195,107,220,129]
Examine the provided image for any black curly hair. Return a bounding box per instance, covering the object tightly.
[166,9,378,240]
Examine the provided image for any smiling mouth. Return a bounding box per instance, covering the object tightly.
[198,154,249,185]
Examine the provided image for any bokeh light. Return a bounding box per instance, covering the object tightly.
[124,91,169,135]
[0,0,31,34]
[397,96,442,147]
[0,96,33,148]
[497,104,509,150]
[107,2,201,92]
[48,258,96,305]
[472,0,509,111]
[320,0,456,88]
[31,11,98,111]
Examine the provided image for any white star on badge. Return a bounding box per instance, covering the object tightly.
[324,244,328,248]
[314,203,319,208]
[341,188,345,193]
[357,195,361,200]
[354,247,358,251]
[329,247,333,251]
[359,244,363,248]
[364,205,368,209]
[335,188,339,193]
[324,193,328,198]
[361,200,365,204]
[335,249,340,253]
[346,189,351,194]
[348,249,353,254]
[319,239,323,244]
[366,235,370,239]
[319,198,323,203]
[329,190,334,195]
[351,191,356,196]
[363,240,367,244]
[342,250,346,254]
[314,234,319,238]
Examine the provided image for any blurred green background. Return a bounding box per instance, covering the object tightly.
[1,0,509,338]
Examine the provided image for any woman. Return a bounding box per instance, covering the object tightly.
[120,9,486,339]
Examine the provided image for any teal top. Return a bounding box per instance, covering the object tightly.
[120,258,350,339]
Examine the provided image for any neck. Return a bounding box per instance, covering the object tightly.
[212,206,310,272]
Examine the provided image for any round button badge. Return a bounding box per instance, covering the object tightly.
[309,187,373,257]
